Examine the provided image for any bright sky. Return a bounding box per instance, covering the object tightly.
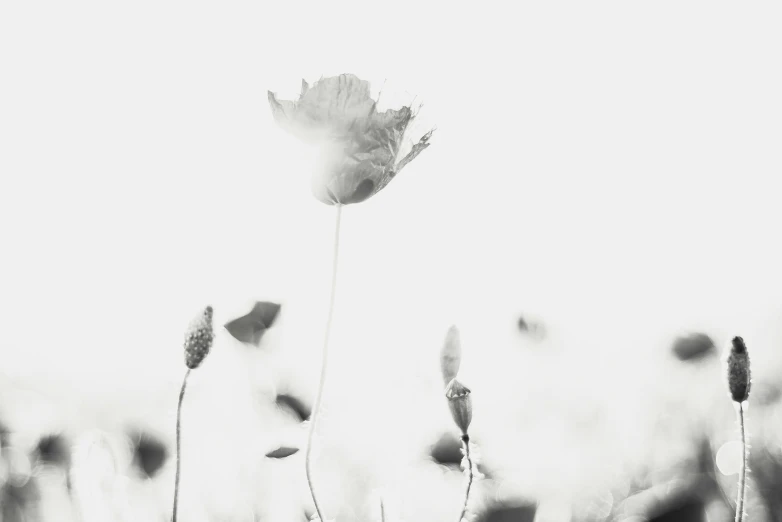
[2,1,782,393]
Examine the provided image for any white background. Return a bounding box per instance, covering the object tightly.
[2,1,782,383]
[2,2,782,520]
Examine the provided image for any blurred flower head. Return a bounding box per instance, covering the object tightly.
[268,73,434,205]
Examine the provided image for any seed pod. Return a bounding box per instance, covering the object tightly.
[440,325,462,386]
[184,306,215,369]
[445,378,473,436]
[727,336,751,402]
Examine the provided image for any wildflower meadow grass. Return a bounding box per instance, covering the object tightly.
[3,3,782,522]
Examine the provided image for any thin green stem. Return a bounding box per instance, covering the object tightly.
[458,434,474,522]
[172,368,191,522]
[305,203,343,522]
[735,402,748,522]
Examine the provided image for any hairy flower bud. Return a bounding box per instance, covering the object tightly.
[184,306,215,369]
[440,325,462,386]
[727,336,751,402]
[445,378,473,436]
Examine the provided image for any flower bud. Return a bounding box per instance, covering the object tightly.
[727,336,751,402]
[440,325,462,386]
[184,306,215,369]
[445,378,473,436]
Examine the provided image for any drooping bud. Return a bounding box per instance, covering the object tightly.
[445,378,473,436]
[440,325,462,386]
[184,306,215,369]
[727,336,751,403]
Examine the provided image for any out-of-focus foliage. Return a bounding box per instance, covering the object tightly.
[3,303,782,522]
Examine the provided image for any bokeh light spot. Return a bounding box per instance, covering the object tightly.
[716,441,743,476]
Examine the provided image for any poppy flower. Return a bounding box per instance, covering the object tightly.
[268,73,433,205]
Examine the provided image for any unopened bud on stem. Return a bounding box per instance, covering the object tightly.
[445,378,473,436]
[441,325,462,386]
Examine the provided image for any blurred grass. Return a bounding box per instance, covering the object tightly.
[2,302,782,522]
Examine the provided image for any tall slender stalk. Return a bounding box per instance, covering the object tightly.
[726,336,751,522]
[735,402,748,522]
[458,434,474,522]
[172,369,191,522]
[305,203,343,522]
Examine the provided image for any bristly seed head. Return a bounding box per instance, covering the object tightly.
[727,336,751,403]
[184,306,215,369]
[445,378,473,436]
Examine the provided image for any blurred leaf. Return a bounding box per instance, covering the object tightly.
[35,434,69,467]
[648,498,706,522]
[276,394,311,422]
[671,333,715,362]
[752,382,781,407]
[430,432,463,468]
[265,446,300,459]
[478,503,537,522]
[131,432,167,478]
[517,315,546,341]
[224,301,281,346]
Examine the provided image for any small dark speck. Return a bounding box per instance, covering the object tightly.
[517,316,546,341]
[517,317,529,331]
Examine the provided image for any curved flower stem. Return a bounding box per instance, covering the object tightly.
[735,402,748,522]
[306,203,343,522]
[172,368,191,522]
[458,434,474,522]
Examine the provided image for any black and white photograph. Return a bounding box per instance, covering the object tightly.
[1,2,782,521]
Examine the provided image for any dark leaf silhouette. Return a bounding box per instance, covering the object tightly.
[224,301,281,346]
[266,446,300,459]
[35,434,69,466]
[671,333,715,362]
[131,432,168,478]
[429,432,462,467]
[478,503,537,522]
[648,498,705,522]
